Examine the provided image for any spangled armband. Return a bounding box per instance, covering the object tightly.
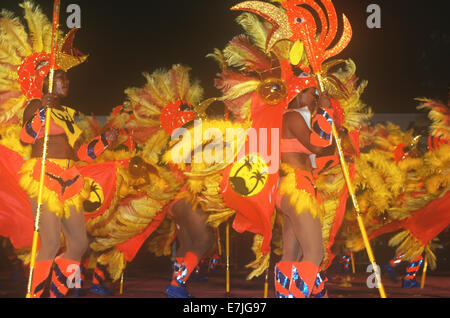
[310,107,334,147]
[77,134,110,162]
[20,107,46,144]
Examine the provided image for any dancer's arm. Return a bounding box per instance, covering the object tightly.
[20,94,62,144]
[284,111,335,156]
[75,128,118,162]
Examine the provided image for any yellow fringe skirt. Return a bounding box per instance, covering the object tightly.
[277,163,324,219]
[19,158,91,218]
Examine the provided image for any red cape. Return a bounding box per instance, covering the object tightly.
[0,145,33,248]
[221,92,285,255]
[368,191,450,245]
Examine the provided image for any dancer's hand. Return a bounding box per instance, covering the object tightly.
[318,92,331,109]
[41,93,62,110]
[104,128,119,144]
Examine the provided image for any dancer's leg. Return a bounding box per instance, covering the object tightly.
[51,206,88,297]
[167,199,213,296]
[172,200,213,259]
[29,199,61,297]
[60,207,89,261]
[274,196,323,298]
[280,196,324,267]
[30,199,62,261]
[280,212,303,262]
[174,218,193,258]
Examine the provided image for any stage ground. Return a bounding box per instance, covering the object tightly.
[1,265,449,299]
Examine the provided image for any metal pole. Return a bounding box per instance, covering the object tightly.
[26,0,61,298]
[317,73,387,298]
[420,255,428,289]
[226,222,230,295]
[264,267,269,298]
[351,252,356,274]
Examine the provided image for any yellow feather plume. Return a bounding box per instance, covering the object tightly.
[245,234,270,280]
[235,13,268,52]
[20,1,51,53]
[0,10,32,60]
[206,48,227,71]
[0,123,31,158]
[169,64,192,101]
[185,79,204,107]
[389,230,439,270]
[141,71,169,107]
[219,80,260,102]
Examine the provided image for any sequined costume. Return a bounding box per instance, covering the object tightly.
[273,89,340,298]
[214,1,365,298]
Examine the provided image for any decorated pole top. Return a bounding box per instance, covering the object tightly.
[48,0,61,94]
[231,0,352,75]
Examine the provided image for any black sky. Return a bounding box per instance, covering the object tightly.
[2,0,449,116]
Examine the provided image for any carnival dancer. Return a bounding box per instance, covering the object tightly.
[227,0,365,297]
[0,1,191,298]
[20,64,118,298]
[85,65,220,298]
[274,79,336,298]
[154,73,218,299]
[0,1,121,298]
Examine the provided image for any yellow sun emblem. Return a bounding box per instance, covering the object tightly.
[82,177,104,213]
[229,154,269,197]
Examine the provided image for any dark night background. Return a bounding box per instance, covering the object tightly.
[1,1,450,294]
[2,0,449,116]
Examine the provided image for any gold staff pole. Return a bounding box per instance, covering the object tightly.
[316,74,386,298]
[226,222,230,295]
[215,227,222,270]
[351,252,356,274]
[120,262,126,295]
[420,255,428,289]
[26,0,61,299]
[216,227,222,258]
[263,267,269,298]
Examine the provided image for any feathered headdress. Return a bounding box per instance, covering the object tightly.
[210,7,370,131]
[208,11,302,121]
[116,64,212,137]
[0,1,88,123]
